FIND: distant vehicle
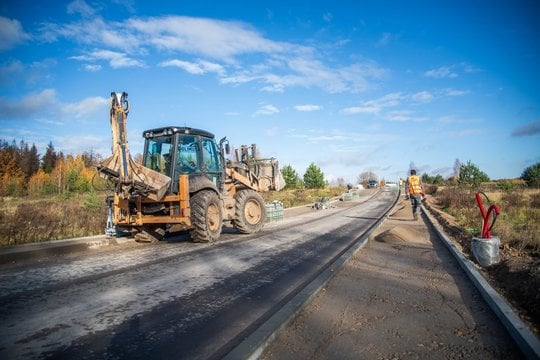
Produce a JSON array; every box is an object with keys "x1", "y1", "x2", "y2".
[
  {"x1": 368, "y1": 180, "x2": 378, "y2": 188},
  {"x1": 385, "y1": 181, "x2": 398, "y2": 187}
]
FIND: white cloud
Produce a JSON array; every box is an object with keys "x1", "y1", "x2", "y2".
[
  {"x1": 61, "y1": 96, "x2": 108, "y2": 118},
  {"x1": 84, "y1": 64, "x2": 102, "y2": 72},
  {"x1": 41, "y1": 15, "x2": 387, "y2": 93},
  {"x1": 340, "y1": 106, "x2": 380, "y2": 115},
  {"x1": 443, "y1": 88, "x2": 469, "y2": 97},
  {"x1": 67, "y1": 0, "x2": 96, "y2": 17},
  {"x1": 160, "y1": 59, "x2": 224, "y2": 75},
  {"x1": 294, "y1": 104, "x2": 322, "y2": 112},
  {"x1": 340, "y1": 93, "x2": 404, "y2": 115},
  {"x1": 424, "y1": 65, "x2": 458, "y2": 79},
  {"x1": 253, "y1": 104, "x2": 279, "y2": 116},
  {"x1": 386, "y1": 110, "x2": 427, "y2": 122},
  {"x1": 127, "y1": 16, "x2": 287, "y2": 61},
  {"x1": 71, "y1": 49, "x2": 145, "y2": 68},
  {"x1": 342, "y1": 89, "x2": 468, "y2": 118},
  {"x1": 364, "y1": 92, "x2": 404, "y2": 108},
  {"x1": 0, "y1": 16, "x2": 31, "y2": 50},
  {"x1": 411, "y1": 91, "x2": 434, "y2": 103},
  {"x1": 53, "y1": 134, "x2": 110, "y2": 156}
]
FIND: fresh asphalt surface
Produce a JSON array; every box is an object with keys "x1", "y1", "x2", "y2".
[{"x1": 0, "y1": 189, "x2": 395, "y2": 359}]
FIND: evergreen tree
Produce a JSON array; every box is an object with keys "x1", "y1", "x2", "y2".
[
  {"x1": 281, "y1": 164, "x2": 302, "y2": 189},
  {"x1": 303, "y1": 163, "x2": 325, "y2": 189},
  {"x1": 458, "y1": 160, "x2": 489, "y2": 188},
  {"x1": 42, "y1": 142, "x2": 57, "y2": 174},
  {"x1": 19, "y1": 141, "x2": 40, "y2": 180}
]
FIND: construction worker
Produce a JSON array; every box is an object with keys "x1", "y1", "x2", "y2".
[{"x1": 407, "y1": 169, "x2": 425, "y2": 221}]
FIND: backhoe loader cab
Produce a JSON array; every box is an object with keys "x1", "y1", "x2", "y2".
[{"x1": 142, "y1": 127, "x2": 225, "y2": 194}]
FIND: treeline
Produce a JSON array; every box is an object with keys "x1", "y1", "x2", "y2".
[{"x1": 0, "y1": 139, "x2": 101, "y2": 197}]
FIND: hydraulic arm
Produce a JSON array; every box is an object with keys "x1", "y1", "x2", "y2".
[{"x1": 97, "y1": 92, "x2": 171, "y2": 200}]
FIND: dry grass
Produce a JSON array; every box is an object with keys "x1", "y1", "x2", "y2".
[
  {"x1": 434, "y1": 186, "x2": 540, "y2": 253},
  {"x1": 261, "y1": 186, "x2": 347, "y2": 208},
  {"x1": 0, "y1": 187, "x2": 348, "y2": 246},
  {"x1": 0, "y1": 193, "x2": 107, "y2": 246}
]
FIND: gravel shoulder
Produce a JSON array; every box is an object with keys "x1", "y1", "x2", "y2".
[{"x1": 262, "y1": 195, "x2": 522, "y2": 359}]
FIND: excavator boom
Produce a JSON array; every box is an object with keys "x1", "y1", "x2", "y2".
[{"x1": 97, "y1": 92, "x2": 171, "y2": 200}]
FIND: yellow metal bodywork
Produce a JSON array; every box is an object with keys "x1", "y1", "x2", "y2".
[{"x1": 112, "y1": 175, "x2": 191, "y2": 229}]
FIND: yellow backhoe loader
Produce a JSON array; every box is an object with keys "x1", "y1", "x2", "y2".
[{"x1": 97, "y1": 92, "x2": 284, "y2": 242}]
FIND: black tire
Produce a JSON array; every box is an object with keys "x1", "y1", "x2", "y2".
[
  {"x1": 190, "y1": 190, "x2": 223, "y2": 242},
  {"x1": 134, "y1": 226, "x2": 165, "y2": 243},
  {"x1": 233, "y1": 190, "x2": 266, "y2": 234}
]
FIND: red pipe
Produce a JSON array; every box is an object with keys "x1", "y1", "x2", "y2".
[{"x1": 475, "y1": 192, "x2": 500, "y2": 238}]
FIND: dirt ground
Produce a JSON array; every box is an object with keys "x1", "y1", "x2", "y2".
[
  {"x1": 262, "y1": 196, "x2": 523, "y2": 359},
  {"x1": 425, "y1": 198, "x2": 540, "y2": 337}
]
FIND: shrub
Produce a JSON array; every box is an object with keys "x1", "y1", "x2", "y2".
[
  {"x1": 424, "y1": 184, "x2": 437, "y2": 195},
  {"x1": 501, "y1": 190, "x2": 528, "y2": 208},
  {"x1": 521, "y1": 162, "x2": 540, "y2": 188},
  {"x1": 530, "y1": 193, "x2": 540, "y2": 208}
]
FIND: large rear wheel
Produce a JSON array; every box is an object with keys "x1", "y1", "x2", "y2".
[
  {"x1": 190, "y1": 190, "x2": 223, "y2": 242},
  {"x1": 233, "y1": 189, "x2": 266, "y2": 234}
]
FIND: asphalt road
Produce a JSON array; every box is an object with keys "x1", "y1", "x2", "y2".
[{"x1": 0, "y1": 189, "x2": 395, "y2": 359}]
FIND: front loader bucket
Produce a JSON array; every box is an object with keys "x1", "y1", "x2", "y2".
[{"x1": 256, "y1": 159, "x2": 285, "y2": 191}]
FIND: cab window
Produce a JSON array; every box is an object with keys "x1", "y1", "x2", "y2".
[
  {"x1": 201, "y1": 138, "x2": 221, "y2": 173},
  {"x1": 176, "y1": 135, "x2": 201, "y2": 175},
  {"x1": 144, "y1": 136, "x2": 173, "y2": 175}
]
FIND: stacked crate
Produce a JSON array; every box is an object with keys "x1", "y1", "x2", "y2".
[
  {"x1": 342, "y1": 189, "x2": 360, "y2": 201},
  {"x1": 265, "y1": 201, "x2": 284, "y2": 222}
]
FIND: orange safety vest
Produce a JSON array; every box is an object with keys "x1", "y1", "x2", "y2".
[{"x1": 408, "y1": 175, "x2": 423, "y2": 195}]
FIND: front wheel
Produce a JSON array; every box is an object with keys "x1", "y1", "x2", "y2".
[
  {"x1": 190, "y1": 190, "x2": 223, "y2": 242},
  {"x1": 233, "y1": 190, "x2": 266, "y2": 234}
]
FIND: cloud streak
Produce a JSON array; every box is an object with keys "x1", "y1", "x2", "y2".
[
  {"x1": 253, "y1": 104, "x2": 279, "y2": 116},
  {"x1": 294, "y1": 104, "x2": 322, "y2": 112},
  {"x1": 39, "y1": 14, "x2": 387, "y2": 93},
  {"x1": 71, "y1": 49, "x2": 145, "y2": 69},
  {"x1": 340, "y1": 89, "x2": 469, "y2": 120},
  {"x1": 511, "y1": 119, "x2": 540, "y2": 137}
]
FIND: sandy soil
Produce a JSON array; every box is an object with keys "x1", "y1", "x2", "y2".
[{"x1": 262, "y1": 196, "x2": 521, "y2": 359}]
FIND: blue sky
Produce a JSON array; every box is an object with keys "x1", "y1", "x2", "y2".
[{"x1": 1, "y1": 0, "x2": 539, "y2": 183}]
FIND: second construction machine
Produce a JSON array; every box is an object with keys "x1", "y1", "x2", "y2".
[{"x1": 97, "y1": 92, "x2": 284, "y2": 243}]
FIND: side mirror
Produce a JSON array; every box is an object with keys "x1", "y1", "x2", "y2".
[{"x1": 219, "y1": 137, "x2": 230, "y2": 155}]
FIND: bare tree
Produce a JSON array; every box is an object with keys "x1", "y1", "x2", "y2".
[
  {"x1": 357, "y1": 171, "x2": 378, "y2": 185},
  {"x1": 453, "y1": 158, "x2": 461, "y2": 178}
]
